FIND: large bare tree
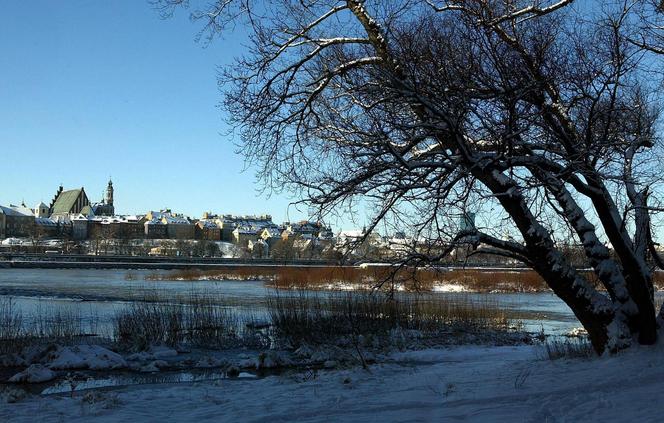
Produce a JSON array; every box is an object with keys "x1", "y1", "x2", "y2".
[{"x1": 156, "y1": 0, "x2": 664, "y2": 353}]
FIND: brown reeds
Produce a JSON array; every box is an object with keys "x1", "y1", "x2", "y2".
[
  {"x1": 142, "y1": 266, "x2": 664, "y2": 294},
  {"x1": 142, "y1": 266, "x2": 550, "y2": 292},
  {"x1": 268, "y1": 266, "x2": 549, "y2": 293},
  {"x1": 142, "y1": 267, "x2": 277, "y2": 282}
]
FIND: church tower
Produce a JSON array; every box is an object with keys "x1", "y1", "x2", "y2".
[{"x1": 105, "y1": 179, "x2": 114, "y2": 206}]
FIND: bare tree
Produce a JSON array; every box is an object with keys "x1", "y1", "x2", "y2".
[
  {"x1": 630, "y1": 0, "x2": 664, "y2": 53},
  {"x1": 156, "y1": 0, "x2": 664, "y2": 353}
]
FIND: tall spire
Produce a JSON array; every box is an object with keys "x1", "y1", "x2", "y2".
[{"x1": 105, "y1": 178, "x2": 114, "y2": 206}]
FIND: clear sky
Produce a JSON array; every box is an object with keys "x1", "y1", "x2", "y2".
[{"x1": 0, "y1": 1, "x2": 329, "y2": 225}]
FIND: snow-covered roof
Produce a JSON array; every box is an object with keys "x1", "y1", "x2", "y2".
[
  {"x1": 235, "y1": 225, "x2": 261, "y2": 235},
  {"x1": 219, "y1": 215, "x2": 274, "y2": 229},
  {"x1": 338, "y1": 230, "x2": 364, "y2": 238},
  {"x1": 197, "y1": 220, "x2": 220, "y2": 229},
  {"x1": 262, "y1": 226, "x2": 283, "y2": 237},
  {"x1": 35, "y1": 217, "x2": 59, "y2": 227},
  {"x1": 0, "y1": 205, "x2": 34, "y2": 217},
  {"x1": 163, "y1": 215, "x2": 191, "y2": 225},
  {"x1": 90, "y1": 215, "x2": 144, "y2": 225}
]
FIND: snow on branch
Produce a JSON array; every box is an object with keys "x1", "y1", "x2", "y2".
[{"x1": 425, "y1": 0, "x2": 575, "y2": 25}]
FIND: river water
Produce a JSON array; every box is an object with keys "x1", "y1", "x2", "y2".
[{"x1": 0, "y1": 268, "x2": 634, "y2": 337}]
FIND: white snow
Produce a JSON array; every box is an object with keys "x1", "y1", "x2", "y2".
[
  {"x1": 146, "y1": 346, "x2": 178, "y2": 359},
  {"x1": 432, "y1": 283, "x2": 468, "y2": 292},
  {"x1": 4, "y1": 343, "x2": 664, "y2": 421},
  {"x1": 8, "y1": 365, "x2": 56, "y2": 384},
  {"x1": 47, "y1": 345, "x2": 127, "y2": 370}
]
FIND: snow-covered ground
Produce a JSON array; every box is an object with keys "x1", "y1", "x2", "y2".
[{"x1": 3, "y1": 342, "x2": 664, "y2": 422}]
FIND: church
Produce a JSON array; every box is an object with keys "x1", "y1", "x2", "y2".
[
  {"x1": 49, "y1": 179, "x2": 115, "y2": 218},
  {"x1": 92, "y1": 179, "x2": 115, "y2": 216}
]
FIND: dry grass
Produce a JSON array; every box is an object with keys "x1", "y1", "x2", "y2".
[
  {"x1": 653, "y1": 271, "x2": 664, "y2": 290},
  {"x1": 0, "y1": 298, "x2": 100, "y2": 355},
  {"x1": 142, "y1": 267, "x2": 277, "y2": 282},
  {"x1": 141, "y1": 266, "x2": 664, "y2": 294},
  {"x1": 142, "y1": 266, "x2": 549, "y2": 292},
  {"x1": 111, "y1": 289, "x2": 520, "y2": 350},
  {"x1": 267, "y1": 290, "x2": 517, "y2": 345},
  {"x1": 541, "y1": 338, "x2": 595, "y2": 360},
  {"x1": 0, "y1": 298, "x2": 23, "y2": 354},
  {"x1": 269, "y1": 267, "x2": 550, "y2": 293},
  {"x1": 113, "y1": 294, "x2": 263, "y2": 351}
]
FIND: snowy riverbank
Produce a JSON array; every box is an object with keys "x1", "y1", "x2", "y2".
[{"x1": 3, "y1": 341, "x2": 664, "y2": 422}]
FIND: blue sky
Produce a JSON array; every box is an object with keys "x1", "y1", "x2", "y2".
[{"x1": 0, "y1": 1, "x2": 327, "y2": 225}]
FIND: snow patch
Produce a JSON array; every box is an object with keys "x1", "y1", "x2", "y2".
[
  {"x1": 9, "y1": 364, "x2": 56, "y2": 383},
  {"x1": 41, "y1": 345, "x2": 127, "y2": 370},
  {"x1": 432, "y1": 283, "x2": 467, "y2": 292}
]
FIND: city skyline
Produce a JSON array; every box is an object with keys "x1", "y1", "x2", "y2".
[{"x1": 0, "y1": 1, "x2": 365, "y2": 229}]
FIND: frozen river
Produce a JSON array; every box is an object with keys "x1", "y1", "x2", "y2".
[{"x1": 0, "y1": 268, "x2": 630, "y2": 337}]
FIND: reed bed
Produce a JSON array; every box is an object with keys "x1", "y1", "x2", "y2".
[
  {"x1": 111, "y1": 288, "x2": 521, "y2": 350},
  {"x1": 0, "y1": 298, "x2": 23, "y2": 354},
  {"x1": 113, "y1": 294, "x2": 263, "y2": 351},
  {"x1": 141, "y1": 266, "x2": 550, "y2": 292},
  {"x1": 141, "y1": 267, "x2": 277, "y2": 282},
  {"x1": 267, "y1": 290, "x2": 517, "y2": 345},
  {"x1": 0, "y1": 298, "x2": 100, "y2": 355},
  {"x1": 138, "y1": 266, "x2": 664, "y2": 294},
  {"x1": 269, "y1": 267, "x2": 552, "y2": 293}
]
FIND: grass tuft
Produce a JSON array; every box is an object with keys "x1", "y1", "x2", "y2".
[
  {"x1": 541, "y1": 338, "x2": 595, "y2": 360},
  {"x1": 112, "y1": 293, "x2": 263, "y2": 351}
]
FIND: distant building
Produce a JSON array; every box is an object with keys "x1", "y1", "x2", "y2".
[
  {"x1": 0, "y1": 204, "x2": 35, "y2": 238},
  {"x1": 144, "y1": 218, "x2": 167, "y2": 239},
  {"x1": 195, "y1": 220, "x2": 221, "y2": 240},
  {"x1": 0, "y1": 205, "x2": 33, "y2": 239},
  {"x1": 89, "y1": 215, "x2": 146, "y2": 240},
  {"x1": 163, "y1": 215, "x2": 194, "y2": 239},
  {"x1": 34, "y1": 202, "x2": 49, "y2": 218},
  {"x1": 49, "y1": 185, "x2": 91, "y2": 218},
  {"x1": 214, "y1": 214, "x2": 275, "y2": 243},
  {"x1": 232, "y1": 226, "x2": 259, "y2": 248},
  {"x1": 72, "y1": 214, "x2": 90, "y2": 240},
  {"x1": 34, "y1": 216, "x2": 69, "y2": 238},
  {"x1": 145, "y1": 210, "x2": 195, "y2": 239},
  {"x1": 92, "y1": 179, "x2": 115, "y2": 216},
  {"x1": 282, "y1": 221, "x2": 323, "y2": 239},
  {"x1": 337, "y1": 228, "x2": 366, "y2": 245},
  {"x1": 260, "y1": 226, "x2": 283, "y2": 247}
]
